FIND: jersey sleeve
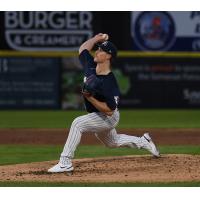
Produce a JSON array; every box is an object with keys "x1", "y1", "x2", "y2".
[
  {"x1": 102, "y1": 85, "x2": 119, "y2": 111},
  {"x1": 79, "y1": 49, "x2": 96, "y2": 77}
]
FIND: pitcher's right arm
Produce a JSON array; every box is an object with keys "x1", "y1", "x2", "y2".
[{"x1": 79, "y1": 33, "x2": 108, "y2": 54}]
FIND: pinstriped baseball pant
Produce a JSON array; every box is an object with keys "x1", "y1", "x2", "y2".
[{"x1": 60, "y1": 109, "x2": 143, "y2": 160}]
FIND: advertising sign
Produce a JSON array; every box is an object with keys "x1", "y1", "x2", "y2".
[
  {"x1": 131, "y1": 11, "x2": 200, "y2": 51},
  {"x1": 4, "y1": 11, "x2": 93, "y2": 51},
  {"x1": 116, "y1": 57, "x2": 200, "y2": 108},
  {"x1": 0, "y1": 57, "x2": 60, "y2": 108}
]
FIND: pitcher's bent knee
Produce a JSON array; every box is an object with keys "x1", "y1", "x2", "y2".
[{"x1": 71, "y1": 116, "x2": 86, "y2": 131}]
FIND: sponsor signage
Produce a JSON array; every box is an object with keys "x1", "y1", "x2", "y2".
[
  {"x1": 0, "y1": 57, "x2": 60, "y2": 108},
  {"x1": 116, "y1": 57, "x2": 200, "y2": 108},
  {"x1": 131, "y1": 11, "x2": 200, "y2": 51},
  {"x1": 4, "y1": 11, "x2": 93, "y2": 51},
  {"x1": 183, "y1": 89, "x2": 200, "y2": 105}
]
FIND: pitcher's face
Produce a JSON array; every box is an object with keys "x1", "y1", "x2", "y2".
[{"x1": 94, "y1": 48, "x2": 111, "y2": 63}]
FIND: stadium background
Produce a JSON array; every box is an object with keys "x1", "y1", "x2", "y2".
[
  {"x1": 1, "y1": 11, "x2": 200, "y2": 109},
  {"x1": 0, "y1": 11, "x2": 200, "y2": 186}
]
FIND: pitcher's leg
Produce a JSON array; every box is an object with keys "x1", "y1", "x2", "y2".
[
  {"x1": 48, "y1": 114, "x2": 96, "y2": 173},
  {"x1": 60, "y1": 116, "x2": 83, "y2": 160},
  {"x1": 48, "y1": 111, "x2": 120, "y2": 173},
  {"x1": 95, "y1": 129, "x2": 143, "y2": 148},
  {"x1": 60, "y1": 112, "x2": 117, "y2": 164},
  {"x1": 95, "y1": 129, "x2": 160, "y2": 157}
]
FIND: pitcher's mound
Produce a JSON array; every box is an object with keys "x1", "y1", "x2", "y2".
[{"x1": 0, "y1": 154, "x2": 200, "y2": 183}]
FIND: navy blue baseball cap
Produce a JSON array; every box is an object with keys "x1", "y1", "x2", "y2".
[{"x1": 98, "y1": 41, "x2": 118, "y2": 59}]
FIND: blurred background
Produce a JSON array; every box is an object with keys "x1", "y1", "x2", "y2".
[{"x1": 0, "y1": 11, "x2": 200, "y2": 110}]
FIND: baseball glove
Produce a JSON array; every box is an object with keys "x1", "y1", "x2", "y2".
[{"x1": 82, "y1": 74, "x2": 102, "y2": 97}]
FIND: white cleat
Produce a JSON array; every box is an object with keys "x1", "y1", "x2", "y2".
[
  {"x1": 48, "y1": 161, "x2": 74, "y2": 173},
  {"x1": 141, "y1": 133, "x2": 160, "y2": 157}
]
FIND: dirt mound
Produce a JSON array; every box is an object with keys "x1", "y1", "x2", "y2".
[{"x1": 1, "y1": 154, "x2": 200, "y2": 183}]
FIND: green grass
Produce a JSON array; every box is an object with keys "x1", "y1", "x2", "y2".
[
  {"x1": 0, "y1": 181, "x2": 200, "y2": 187},
  {"x1": 0, "y1": 110, "x2": 84, "y2": 128},
  {"x1": 0, "y1": 109, "x2": 200, "y2": 128},
  {"x1": 0, "y1": 144, "x2": 200, "y2": 166},
  {"x1": 119, "y1": 109, "x2": 200, "y2": 128}
]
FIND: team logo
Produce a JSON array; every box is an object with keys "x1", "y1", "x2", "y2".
[
  {"x1": 102, "y1": 41, "x2": 108, "y2": 46},
  {"x1": 132, "y1": 12, "x2": 176, "y2": 51}
]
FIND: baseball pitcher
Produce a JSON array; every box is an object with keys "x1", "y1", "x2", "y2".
[{"x1": 48, "y1": 33, "x2": 160, "y2": 173}]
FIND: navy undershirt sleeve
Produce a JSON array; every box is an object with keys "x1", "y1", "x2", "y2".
[
  {"x1": 79, "y1": 49, "x2": 96, "y2": 76},
  {"x1": 106, "y1": 96, "x2": 117, "y2": 110},
  {"x1": 101, "y1": 82, "x2": 117, "y2": 110}
]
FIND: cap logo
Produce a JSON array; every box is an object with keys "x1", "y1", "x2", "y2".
[{"x1": 102, "y1": 41, "x2": 108, "y2": 46}]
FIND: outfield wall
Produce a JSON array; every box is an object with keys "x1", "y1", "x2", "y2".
[{"x1": 0, "y1": 51, "x2": 200, "y2": 109}]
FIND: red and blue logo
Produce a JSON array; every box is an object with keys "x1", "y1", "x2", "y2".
[{"x1": 133, "y1": 12, "x2": 176, "y2": 51}]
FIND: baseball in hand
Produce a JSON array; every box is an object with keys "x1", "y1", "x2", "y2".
[{"x1": 102, "y1": 34, "x2": 109, "y2": 40}]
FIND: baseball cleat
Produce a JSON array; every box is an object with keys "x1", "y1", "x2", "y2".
[
  {"x1": 48, "y1": 162, "x2": 74, "y2": 173},
  {"x1": 141, "y1": 133, "x2": 160, "y2": 157}
]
